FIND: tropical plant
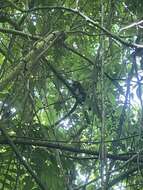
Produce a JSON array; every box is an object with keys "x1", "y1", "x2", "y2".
[{"x1": 0, "y1": 0, "x2": 143, "y2": 190}]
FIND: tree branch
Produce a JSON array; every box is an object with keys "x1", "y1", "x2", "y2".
[
  {"x1": 0, "y1": 124, "x2": 46, "y2": 190},
  {"x1": 97, "y1": 166, "x2": 141, "y2": 190},
  {"x1": 0, "y1": 31, "x2": 61, "y2": 91},
  {"x1": 0, "y1": 137, "x2": 142, "y2": 163},
  {"x1": 0, "y1": 27, "x2": 40, "y2": 40},
  {"x1": 23, "y1": 6, "x2": 143, "y2": 48}
]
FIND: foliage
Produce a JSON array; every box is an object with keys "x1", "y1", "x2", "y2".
[{"x1": 0, "y1": 0, "x2": 143, "y2": 189}]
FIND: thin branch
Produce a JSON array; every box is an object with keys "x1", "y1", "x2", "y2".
[
  {"x1": 63, "y1": 43, "x2": 94, "y2": 65},
  {"x1": 50, "y1": 101, "x2": 78, "y2": 128},
  {"x1": 0, "y1": 31, "x2": 61, "y2": 91},
  {"x1": 0, "y1": 124, "x2": 47, "y2": 190},
  {"x1": 11, "y1": 133, "x2": 142, "y2": 144},
  {"x1": 118, "y1": 65, "x2": 134, "y2": 137},
  {"x1": 0, "y1": 27, "x2": 40, "y2": 40},
  {"x1": 23, "y1": 6, "x2": 143, "y2": 48},
  {"x1": 0, "y1": 137, "x2": 142, "y2": 163},
  {"x1": 97, "y1": 166, "x2": 142, "y2": 190},
  {"x1": 120, "y1": 20, "x2": 143, "y2": 31},
  {"x1": 63, "y1": 43, "x2": 125, "y2": 95},
  {"x1": 43, "y1": 57, "x2": 84, "y2": 102}
]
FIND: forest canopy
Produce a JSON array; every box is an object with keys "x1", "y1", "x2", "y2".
[{"x1": 0, "y1": 0, "x2": 143, "y2": 190}]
